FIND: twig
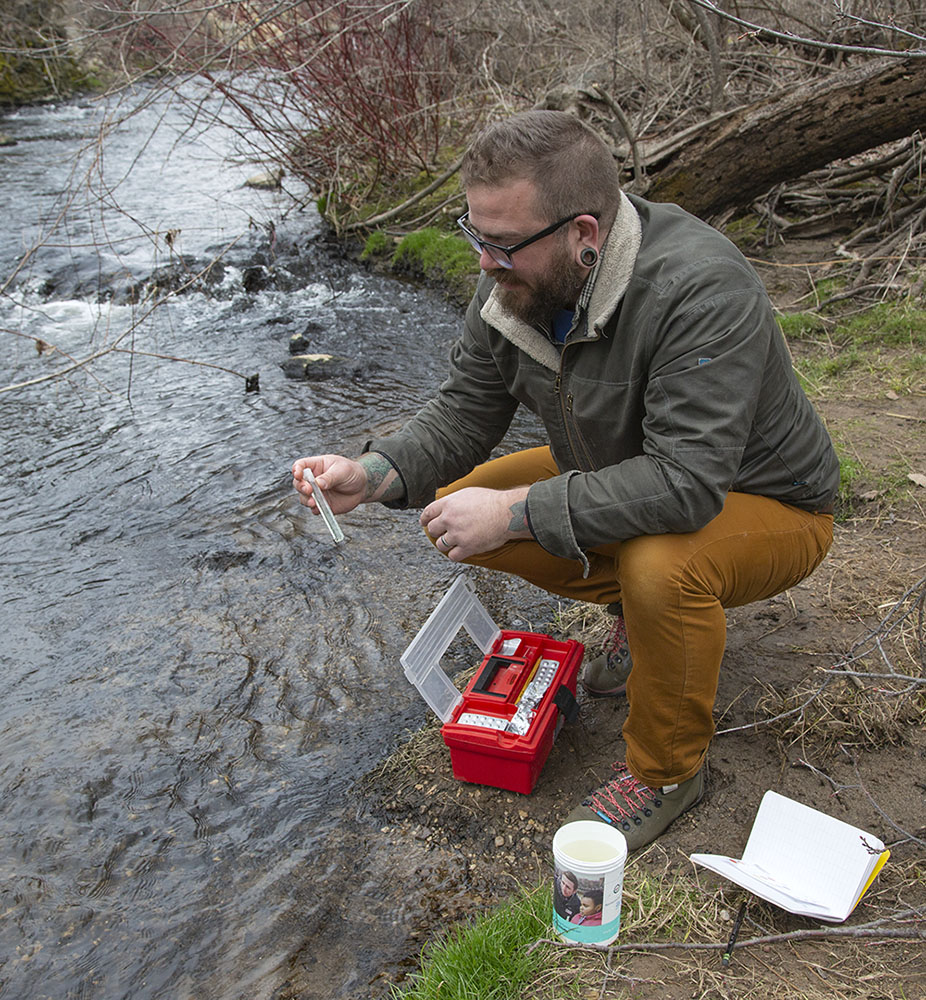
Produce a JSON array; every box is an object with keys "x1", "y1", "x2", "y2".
[
  {"x1": 588, "y1": 85, "x2": 645, "y2": 187},
  {"x1": 684, "y1": 0, "x2": 926, "y2": 57},
  {"x1": 884, "y1": 412, "x2": 926, "y2": 423},
  {"x1": 344, "y1": 155, "x2": 464, "y2": 232},
  {"x1": 529, "y1": 908, "x2": 926, "y2": 958},
  {"x1": 109, "y1": 348, "x2": 257, "y2": 386}
]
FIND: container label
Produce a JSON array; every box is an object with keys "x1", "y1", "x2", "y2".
[{"x1": 552, "y1": 861, "x2": 625, "y2": 946}]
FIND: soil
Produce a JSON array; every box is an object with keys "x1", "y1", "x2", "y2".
[{"x1": 278, "y1": 242, "x2": 926, "y2": 1000}]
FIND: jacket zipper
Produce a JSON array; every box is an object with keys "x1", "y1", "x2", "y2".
[{"x1": 555, "y1": 343, "x2": 597, "y2": 471}]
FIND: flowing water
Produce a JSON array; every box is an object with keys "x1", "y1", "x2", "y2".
[{"x1": 0, "y1": 82, "x2": 545, "y2": 999}]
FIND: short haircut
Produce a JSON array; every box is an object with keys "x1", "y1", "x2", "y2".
[
  {"x1": 582, "y1": 888, "x2": 603, "y2": 906},
  {"x1": 461, "y1": 110, "x2": 622, "y2": 232}
]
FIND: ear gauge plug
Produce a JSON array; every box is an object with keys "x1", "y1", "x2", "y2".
[{"x1": 580, "y1": 247, "x2": 599, "y2": 267}]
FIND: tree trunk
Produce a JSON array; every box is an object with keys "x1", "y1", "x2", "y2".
[{"x1": 641, "y1": 56, "x2": 926, "y2": 219}]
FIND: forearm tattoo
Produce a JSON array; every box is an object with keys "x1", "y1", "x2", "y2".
[
  {"x1": 359, "y1": 452, "x2": 405, "y2": 503},
  {"x1": 508, "y1": 499, "x2": 528, "y2": 532}
]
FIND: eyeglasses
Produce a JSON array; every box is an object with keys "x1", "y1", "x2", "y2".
[{"x1": 457, "y1": 211, "x2": 592, "y2": 269}]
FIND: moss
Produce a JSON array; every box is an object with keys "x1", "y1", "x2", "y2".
[
  {"x1": 802, "y1": 275, "x2": 849, "y2": 304},
  {"x1": 723, "y1": 213, "x2": 764, "y2": 246},
  {"x1": 361, "y1": 229, "x2": 392, "y2": 260},
  {"x1": 391, "y1": 227, "x2": 480, "y2": 304},
  {"x1": 0, "y1": 38, "x2": 105, "y2": 106}
]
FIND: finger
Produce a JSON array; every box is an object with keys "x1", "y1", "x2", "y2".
[{"x1": 420, "y1": 499, "x2": 443, "y2": 526}]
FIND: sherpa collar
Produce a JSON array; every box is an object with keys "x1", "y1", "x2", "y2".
[{"x1": 479, "y1": 190, "x2": 643, "y2": 371}]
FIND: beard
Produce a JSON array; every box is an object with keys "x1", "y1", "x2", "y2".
[{"x1": 487, "y1": 242, "x2": 587, "y2": 328}]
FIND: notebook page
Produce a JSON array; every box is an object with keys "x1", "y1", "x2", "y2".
[{"x1": 742, "y1": 791, "x2": 884, "y2": 914}]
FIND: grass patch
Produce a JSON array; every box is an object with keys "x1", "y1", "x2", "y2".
[
  {"x1": 620, "y1": 852, "x2": 724, "y2": 941},
  {"x1": 779, "y1": 299, "x2": 926, "y2": 401},
  {"x1": 836, "y1": 451, "x2": 866, "y2": 518},
  {"x1": 392, "y1": 883, "x2": 563, "y2": 1000},
  {"x1": 777, "y1": 310, "x2": 829, "y2": 343},
  {"x1": 791, "y1": 344, "x2": 925, "y2": 400},
  {"x1": 840, "y1": 302, "x2": 926, "y2": 348}
]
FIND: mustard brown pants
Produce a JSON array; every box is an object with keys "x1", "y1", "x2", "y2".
[{"x1": 433, "y1": 446, "x2": 834, "y2": 787}]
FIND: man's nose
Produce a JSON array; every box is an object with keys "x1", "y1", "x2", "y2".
[{"x1": 479, "y1": 247, "x2": 498, "y2": 271}]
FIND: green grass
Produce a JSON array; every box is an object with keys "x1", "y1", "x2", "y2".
[
  {"x1": 391, "y1": 859, "x2": 734, "y2": 1000},
  {"x1": 392, "y1": 883, "x2": 564, "y2": 1000},
  {"x1": 781, "y1": 302, "x2": 926, "y2": 349},
  {"x1": 836, "y1": 452, "x2": 866, "y2": 517},
  {"x1": 776, "y1": 310, "x2": 828, "y2": 342},
  {"x1": 840, "y1": 302, "x2": 926, "y2": 347}
]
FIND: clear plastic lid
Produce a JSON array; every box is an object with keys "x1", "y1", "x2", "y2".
[{"x1": 400, "y1": 576, "x2": 501, "y2": 721}]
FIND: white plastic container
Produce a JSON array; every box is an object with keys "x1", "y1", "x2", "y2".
[
  {"x1": 400, "y1": 577, "x2": 500, "y2": 721},
  {"x1": 552, "y1": 820, "x2": 627, "y2": 946}
]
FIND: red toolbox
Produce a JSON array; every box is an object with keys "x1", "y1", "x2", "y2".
[{"x1": 401, "y1": 578, "x2": 584, "y2": 794}]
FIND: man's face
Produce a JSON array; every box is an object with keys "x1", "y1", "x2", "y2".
[
  {"x1": 464, "y1": 179, "x2": 589, "y2": 327},
  {"x1": 560, "y1": 873, "x2": 577, "y2": 897}
]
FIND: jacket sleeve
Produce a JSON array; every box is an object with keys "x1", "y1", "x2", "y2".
[
  {"x1": 527, "y1": 272, "x2": 783, "y2": 565},
  {"x1": 363, "y1": 286, "x2": 520, "y2": 507}
]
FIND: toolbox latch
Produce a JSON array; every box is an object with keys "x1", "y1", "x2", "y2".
[{"x1": 553, "y1": 685, "x2": 580, "y2": 724}]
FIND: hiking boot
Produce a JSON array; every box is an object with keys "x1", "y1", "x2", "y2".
[
  {"x1": 582, "y1": 604, "x2": 633, "y2": 697},
  {"x1": 564, "y1": 762, "x2": 705, "y2": 851}
]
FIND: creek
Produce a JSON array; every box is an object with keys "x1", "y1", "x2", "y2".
[{"x1": 0, "y1": 81, "x2": 545, "y2": 999}]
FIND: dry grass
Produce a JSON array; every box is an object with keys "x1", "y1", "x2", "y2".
[
  {"x1": 534, "y1": 853, "x2": 926, "y2": 1000},
  {"x1": 743, "y1": 572, "x2": 926, "y2": 751}
]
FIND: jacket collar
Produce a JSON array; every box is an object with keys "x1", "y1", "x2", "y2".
[{"x1": 479, "y1": 190, "x2": 643, "y2": 370}]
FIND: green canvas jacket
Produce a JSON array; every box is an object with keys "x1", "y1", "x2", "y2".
[{"x1": 366, "y1": 193, "x2": 839, "y2": 572}]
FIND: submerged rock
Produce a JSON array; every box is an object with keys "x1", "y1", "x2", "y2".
[{"x1": 245, "y1": 169, "x2": 283, "y2": 190}]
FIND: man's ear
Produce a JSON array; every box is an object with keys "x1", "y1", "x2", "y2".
[
  {"x1": 574, "y1": 214, "x2": 601, "y2": 267},
  {"x1": 574, "y1": 214, "x2": 600, "y2": 247}
]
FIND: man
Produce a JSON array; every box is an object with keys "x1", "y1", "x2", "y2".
[
  {"x1": 553, "y1": 870, "x2": 581, "y2": 920},
  {"x1": 292, "y1": 110, "x2": 838, "y2": 850}
]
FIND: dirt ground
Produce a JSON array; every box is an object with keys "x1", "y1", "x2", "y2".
[
  {"x1": 282, "y1": 247, "x2": 926, "y2": 1000},
  {"x1": 358, "y1": 487, "x2": 926, "y2": 998}
]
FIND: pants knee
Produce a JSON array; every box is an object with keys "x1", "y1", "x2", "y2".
[{"x1": 619, "y1": 533, "x2": 695, "y2": 610}]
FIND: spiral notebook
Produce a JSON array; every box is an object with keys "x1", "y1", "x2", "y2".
[{"x1": 690, "y1": 790, "x2": 890, "y2": 922}]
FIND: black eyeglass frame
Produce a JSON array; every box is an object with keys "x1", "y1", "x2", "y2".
[{"x1": 457, "y1": 211, "x2": 598, "y2": 269}]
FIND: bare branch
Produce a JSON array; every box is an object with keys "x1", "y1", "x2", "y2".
[{"x1": 685, "y1": 0, "x2": 926, "y2": 58}]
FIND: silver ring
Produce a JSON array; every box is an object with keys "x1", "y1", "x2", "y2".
[{"x1": 438, "y1": 534, "x2": 450, "y2": 550}]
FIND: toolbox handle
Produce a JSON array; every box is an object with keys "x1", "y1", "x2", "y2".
[{"x1": 471, "y1": 655, "x2": 514, "y2": 696}]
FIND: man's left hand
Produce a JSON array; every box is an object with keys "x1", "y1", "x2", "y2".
[{"x1": 420, "y1": 486, "x2": 532, "y2": 561}]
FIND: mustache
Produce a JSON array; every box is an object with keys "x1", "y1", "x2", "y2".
[{"x1": 486, "y1": 267, "x2": 522, "y2": 285}]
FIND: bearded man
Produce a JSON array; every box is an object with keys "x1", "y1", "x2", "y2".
[{"x1": 292, "y1": 110, "x2": 838, "y2": 850}]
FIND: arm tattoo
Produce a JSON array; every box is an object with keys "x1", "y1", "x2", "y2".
[
  {"x1": 358, "y1": 453, "x2": 405, "y2": 503},
  {"x1": 508, "y1": 499, "x2": 528, "y2": 532}
]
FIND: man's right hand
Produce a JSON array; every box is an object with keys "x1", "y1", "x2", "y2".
[{"x1": 292, "y1": 455, "x2": 369, "y2": 515}]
